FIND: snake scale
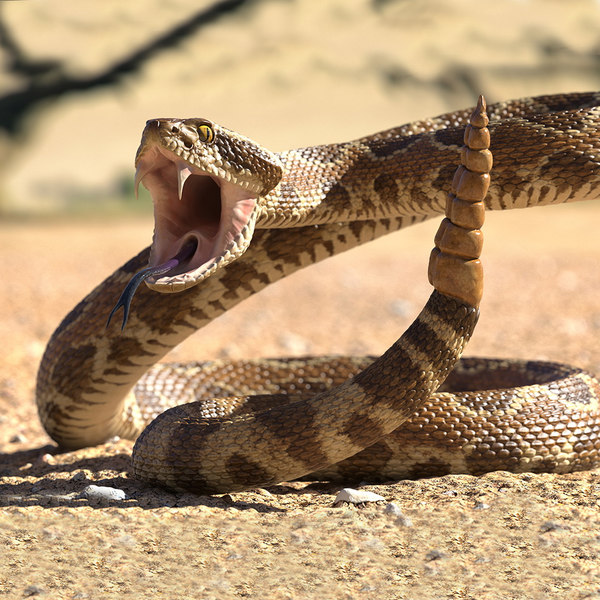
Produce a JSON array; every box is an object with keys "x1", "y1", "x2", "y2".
[{"x1": 37, "y1": 93, "x2": 600, "y2": 494}]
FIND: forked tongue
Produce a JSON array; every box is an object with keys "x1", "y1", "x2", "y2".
[{"x1": 106, "y1": 238, "x2": 198, "y2": 331}]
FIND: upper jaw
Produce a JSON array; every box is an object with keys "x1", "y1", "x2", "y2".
[{"x1": 135, "y1": 144, "x2": 259, "y2": 292}]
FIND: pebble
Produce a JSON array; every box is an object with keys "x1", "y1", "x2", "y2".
[
  {"x1": 80, "y1": 485, "x2": 127, "y2": 503},
  {"x1": 384, "y1": 502, "x2": 404, "y2": 516},
  {"x1": 540, "y1": 520, "x2": 566, "y2": 533},
  {"x1": 9, "y1": 433, "x2": 27, "y2": 444},
  {"x1": 38, "y1": 453, "x2": 55, "y2": 465},
  {"x1": 383, "y1": 502, "x2": 413, "y2": 526},
  {"x1": 23, "y1": 585, "x2": 44, "y2": 597},
  {"x1": 425, "y1": 549, "x2": 446, "y2": 562},
  {"x1": 334, "y1": 488, "x2": 385, "y2": 505}
]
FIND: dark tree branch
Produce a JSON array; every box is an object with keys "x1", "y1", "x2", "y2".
[
  {"x1": 0, "y1": 5, "x2": 63, "y2": 78},
  {"x1": 0, "y1": 0, "x2": 254, "y2": 136}
]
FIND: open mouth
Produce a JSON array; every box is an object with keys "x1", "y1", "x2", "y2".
[{"x1": 135, "y1": 145, "x2": 259, "y2": 291}]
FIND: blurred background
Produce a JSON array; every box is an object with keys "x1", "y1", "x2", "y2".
[
  {"x1": 3, "y1": 0, "x2": 600, "y2": 447},
  {"x1": 1, "y1": 0, "x2": 600, "y2": 216}
]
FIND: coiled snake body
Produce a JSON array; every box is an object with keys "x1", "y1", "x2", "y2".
[{"x1": 37, "y1": 93, "x2": 600, "y2": 494}]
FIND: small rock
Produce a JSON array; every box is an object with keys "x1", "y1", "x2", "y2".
[
  {"x1": 38, "y1": 453, "x2": 55, "y2": 465},
  {"x1": 114, "y1": 535, "x2": 136, "y2": 547},
  {"x1": 80, "y1": 485, "x2": 127, "y2": 503},
  {"x1": 41, "y1": 528, "x2": 62, "y2": 541},
  {"x1": 473, "y1": 501, "x2": 490, "y2": 510},
  {"x1": 540, "y1": 520, "x2": 566, "y2": 533},
  {"x1": 290, "y1": 531, "x2": 308, "y2": 544},
  {"x1": 425, "y1": 549, "x2": 446, "y2": 562},
  {"x1": 72, "y1": 471, "x2": 88, "y2": 483},
  {"x1": 383, "y1": 502, "x2": 413, "y2": 526},
  {"x1": 334, "y1": 488, "x2": 385, "y2": 505},
  {"x1": 9, "y1": 433, "x2": 27, "y2": 444},
  {"x1": 384, "y1": 502, "x2": 403, "y2": 516},
  {"x1": 23, "y1": 585, "x2": 44, "y2": 597}
]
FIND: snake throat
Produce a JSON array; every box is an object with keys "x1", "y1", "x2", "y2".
[{"x1": 135, "y1": 144, "x2": 259, "y2": 292}]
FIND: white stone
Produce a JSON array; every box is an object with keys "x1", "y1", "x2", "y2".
[
  {"x1": 334, "y1": 488, "x2": 385, "y2": 505},
  {"x1": 81, "y1": 485, "x2": 127, "y2": 502}
]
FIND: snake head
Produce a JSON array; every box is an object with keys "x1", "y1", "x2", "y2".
[{"x1": 134, "y1": 118, "x2": 283, "y2": 292}]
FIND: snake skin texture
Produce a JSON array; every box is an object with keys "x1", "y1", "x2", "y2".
[{"x1": 36, "y1": 93, "x2": 600, "y2": 493}]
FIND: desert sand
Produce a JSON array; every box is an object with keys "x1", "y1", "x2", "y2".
[{"x1": 2, "y1": 1, "x2": 600, "y2": 598}]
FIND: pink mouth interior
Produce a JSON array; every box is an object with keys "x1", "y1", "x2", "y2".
[{"x1": 135, "y1": 146, "x2": 257, "y2": 279}]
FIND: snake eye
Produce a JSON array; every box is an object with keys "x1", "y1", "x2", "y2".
[{"x1": 197, "y1": 124, "x2": 214, "y2": 143}]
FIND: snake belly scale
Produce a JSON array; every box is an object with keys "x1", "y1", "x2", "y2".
[{"x1": 36, "y1": 93, "x2": 600, "y2": 494}]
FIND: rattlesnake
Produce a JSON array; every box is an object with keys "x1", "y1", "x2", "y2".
[{"x1": 36, "y1": 93, "x2": 600, "y2": 494}]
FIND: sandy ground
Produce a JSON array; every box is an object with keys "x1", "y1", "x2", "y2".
[
  {"x1": 2, "y1": 202, "x2": 600, "y2": 599},
  {"x1": 3, "y1": 0, "x2": 600, "y2": 598}
]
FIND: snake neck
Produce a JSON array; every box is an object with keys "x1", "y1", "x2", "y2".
[{"x1": 256, "y1": 92, "x2": 600, "y2": 229}]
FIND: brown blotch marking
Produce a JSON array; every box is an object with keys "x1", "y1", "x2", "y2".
[
  {"x1": 322, "y1": 239, "x2": 335, "y2": 257},
  {"x1": 45, "y1": 401, "x2": 76, "y2": 428},
  {"x1": 366, "y1": 133, "x2": 422, "y2": 158},
  {"x1": 224, "y1": 453, "x2": 275, "y2": 489},
  {"x1": 263, "y1": 228, "x2": 305, "y2": 266},
  {"x1": 266, "y1": 223, "x2": 345, "y2": 268},
  {"x1": 254, "y1": 399, "x2": 331, "y2": 472},
  {"x1": 221, "y1": 261, "x2": 272, "y2": 300},
  {"x1": 342, "y1": 411, "x2": 388, "y2": 450},
  {"x1": 320, "y1": 440, "x2": 395, "y2": 483},
  {"x1": 107, "y1": 336, "x2": 155, "y2": 367},
  {"x1": 538, "y1": 149, "x2": 598, "y2": 189},
  {"x1": 353, "y1": 344, "x2": 426, "y2": 410},
  {"x1": 433, "y1": 126, "x2": 464, "y2": 149},
  {"x1": 432, "y1": 162, "x2": 460, "y2": 198},
  {"x1": 426, "y1": 289, "x2": 477, "y2": 325},
  {"x1": 348, "y1": 219, "x2": 366, "y2": 240},
  {"x1": 135, "y1": 407, "x2": 217, "y2": 493},
  {"x1": 326, "y1": 181, "x2": 352, "y2": 207},
  {"x1": 373, "y1": 173, "x2": 399, "y2": 203},
  {"x1": 187, "y1": 307, "x2": 213, "y2": 328},
  {"x1": 50, "y1": 344, "x2": 100, "y2": 397},
  {"x1": 133, "y1": 285, "x2": 196, "y2": 335},
  {"x1": 102, "y1": 367, "x2": 132, "y2": 381}
]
